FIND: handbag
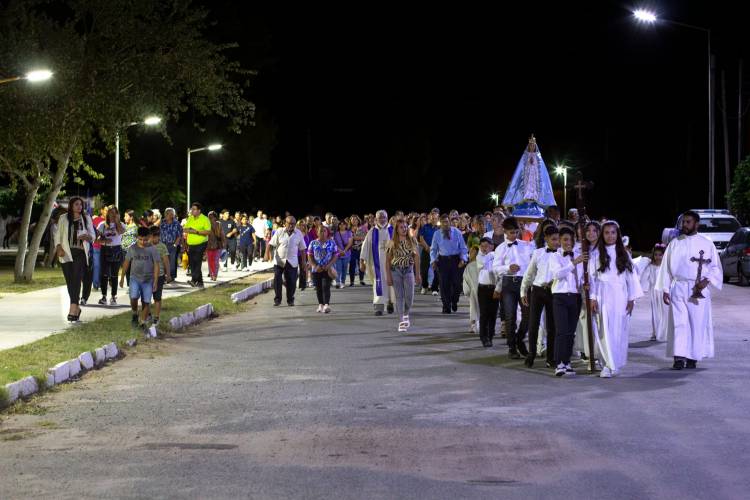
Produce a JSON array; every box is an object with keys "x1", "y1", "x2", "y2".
[{"x1": 327, "y1": 266, "x2": 338, "y2": 280}]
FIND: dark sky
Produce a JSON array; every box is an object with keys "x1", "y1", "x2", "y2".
[{"x1": 85, "y1": 0, "x2": 750, "y2": 248}]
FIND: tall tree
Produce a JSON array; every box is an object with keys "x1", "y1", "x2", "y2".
[{"x1": 0, "y1": 0, "x2": 255, "y2": 282}]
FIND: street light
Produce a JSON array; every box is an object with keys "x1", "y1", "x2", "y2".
[
  {"x1": 186, "y1": 144, "x2": 222, "y2": 214},
  {"x1": 554, "y1": 165, "x2": 568, "y2": 215},
  {"x1": 0, "y1": 69, "x2": 54, "y2": 85},
  {"x1": 490, "y1": 193, "x2": 499, "y2": 206},
  {"x1": 632, "y1": 7, "x2": 714, "y2": 207},
  {"x1": 114, "y1": 116, "x2": 162, "y2": 208}
]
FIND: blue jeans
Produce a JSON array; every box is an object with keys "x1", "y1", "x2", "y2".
[
  {"x1": 349, "y1": 249, "x2": 364, "y2": 284},
  {"x1": 92, "y1": 247, "x2": 101, "y2": 289},
  {"x1": 335, "y1": 256, "x2": 350, "y2": 284},
  {"x1": 129, "y1": 278, "x2": 153, "y2": 304}
]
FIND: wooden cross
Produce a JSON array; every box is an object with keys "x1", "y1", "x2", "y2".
[{"x1": 690, "y1": 250, "x2": 711, "y2": 299}]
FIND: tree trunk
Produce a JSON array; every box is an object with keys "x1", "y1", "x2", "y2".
[
  {"x1": 21, "y1": 157, "x2": 70, "y2": 282},
  {"x1": 13, "y1": 179, "x2": 40, "y2": 282}
]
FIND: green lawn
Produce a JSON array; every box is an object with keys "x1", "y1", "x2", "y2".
[
  {"x1": 0, "y1": 266, "x2": 66, "y2": 295},
  {"x1": 0, "y1": 273, "x2": 272, "y2": 404}
]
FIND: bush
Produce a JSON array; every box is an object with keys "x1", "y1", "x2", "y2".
[{"x1": 728, "y1": 157, "x2": 750, "y2": 225}]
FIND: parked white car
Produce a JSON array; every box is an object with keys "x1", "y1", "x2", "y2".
[{"x1": 661, "y1": 209, "x2": 741, "y2": 251}]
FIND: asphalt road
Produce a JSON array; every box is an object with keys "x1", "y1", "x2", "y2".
[{"x1": 1, "y1": 280, "x2": 749, "y2": 499}]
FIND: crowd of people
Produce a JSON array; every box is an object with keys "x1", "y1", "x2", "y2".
[{"x1": 50, "y1": 199, "x2": 721, "y2": 379}]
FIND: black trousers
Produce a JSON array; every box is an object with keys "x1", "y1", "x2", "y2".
[
  {"x1": 313, "y1": 270, "x2": 332, "y2": 305},
  {"x1": 478, "y1": 284, "x2": 500, "y2": 343},
  {"x1": 421, "y1": 249, "x2": 439, "y2": 291},
  {"x1": 553, "y1": 293, "x2": 582, "y2": 365},
  {"x1": 255, "y1": 239, "x2": 267, "y2": 260},
  {"x1": 81, "y1": 250, "x2": 93, "y2": 301},
  {"x1": 274, "y1": 262, "x2": 299, "y2": 305},
  {"x1": 226, "y1": 239, "x2": 237, "y2": 265},
  {"x1": 62, "y1": 248, "x2": 87, "y2": 306},
  {"x1": 100, "y1": 246, "x2": 122, "y2": 298},
  {"x1": 239, "y1": 243, "x2": 253, "y2": 269},
  {"x1": 528, "y1": 285, "x2": 556, "y2": 362},
  {"x1": 502, "y1": 276, "x2": 530, "y2": 349},
  {"x1": 189, "y1": 242, "x2": 207, "y2": 284},
  {"x1": 437, "y1": 255, "x2": 461, "y2": 310},
  {"x1": 349, "y1": 248, "x2": 364, "y2": 284}
]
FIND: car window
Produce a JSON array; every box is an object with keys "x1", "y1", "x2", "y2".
[
  {"x1": 745, "y1": 232, "x2": 750, "y2": 244},
  {"x1": 729, "y1": 232, "x2": 742, "y2": 245},
  {"x1": 699, "y1": 218, "x2": 741, "y2": 233}
]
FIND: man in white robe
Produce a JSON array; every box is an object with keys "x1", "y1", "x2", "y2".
[
  {"x1": 655, "y1": 210, "x2": 723, "y2": 370},
  {"x1": 360, "y1": 210, "x2": 394, "y2": 316}
]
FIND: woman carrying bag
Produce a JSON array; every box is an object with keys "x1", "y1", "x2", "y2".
[{"x1": 54, "y1": 197, "x2": 96, "y2": 321}]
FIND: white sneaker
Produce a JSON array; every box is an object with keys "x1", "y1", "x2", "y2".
[
  {"x1": 110, "y1": 297, "x2": 117, "y2": 306},
  {"x1": 599, "y1": 367, "x2": 613, "y2": 378},
  {"x1": 323, "y1": 304, "x2": 331, "y2": 314},
  {"x1": 402, "y1": 315, "x2": 410, "y2": 328},
  {"x1": 421, "y1": 288, "x2": 428, "y2": 295},
  {"x1": 555, "y1": 363, "x2": 566, "y2": 377},
  {"x1": 316, "y1": 305, "x2": 324, "y2": 313},
  {"x1": 469, "y1": 323, "x2": 477, "y2": 334},
  {"x1": 564, "y1": 364, "x2": 576, "y2": 377},
  {"x1": 432, "y1": 291, "x2": 439, "y2": 297}
]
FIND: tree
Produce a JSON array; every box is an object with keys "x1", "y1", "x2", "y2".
[
  {"x1": 728, "y1": 157, "x2": 750, "y2": 225},
  {"x1": 0, "y1": 0, "x2": 255, "y2": 282}
]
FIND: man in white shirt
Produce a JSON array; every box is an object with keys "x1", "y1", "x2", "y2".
[
  {"x1": 521, "y1": 224, "x2": 560, "y2": 368},
  {"x1": 550, "y1": 227, "x2": 587, "y2": 376},
  {"x1": 268, "y1": 216, "x2": 307, "y2": 307},
  {"x1": 253, "y1": 211, "x2": 268, "y2": 261},
  {"x1": 493, "y1": 217, "x2": 534, "y2": 359},
  {"x1": 476, "y1": 238, "x2": 499, "y2": 348}
]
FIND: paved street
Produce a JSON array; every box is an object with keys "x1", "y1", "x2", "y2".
[
  {"x1": 1, "y1": 281, "x2": 749, "y2": 499},
  {"x1": 0, "y1": 261, "x2": 272, "y2": 351}
]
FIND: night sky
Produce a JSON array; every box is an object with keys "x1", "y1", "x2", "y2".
[{"x1": 82, "y1": 0, "x2": 750, "y2": 249}]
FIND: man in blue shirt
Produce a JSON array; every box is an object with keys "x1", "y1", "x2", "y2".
[
  {"x1": 430, "y1": 214, "x2": 469, "y2": 314},
  {"x1": 418, "y1": 210, "x2": 440, "y2": 295}
]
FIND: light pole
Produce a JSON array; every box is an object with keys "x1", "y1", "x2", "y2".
[
  {"x1": 186, "y1": 144, "x2": 222, "y2": 214},
  {"x1": 490, "y1": 193, "x2": 499, "y2": 207},
  {"x1": 554, "y1": 165, "x2": 568, "y2": 215},
  {"x1": 633, "y1": 8, "x2": 714, "y2": 207},
  {"x1": 114, "y1": 115, "x2": 162, "y2": 208},
  {"x1": 0, "y1": 69, "x2": 53, "y2": 85}
]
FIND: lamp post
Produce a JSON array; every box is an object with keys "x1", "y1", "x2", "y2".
[
  {"x1": 633, "y1": 8, "x2": 714, "y2": 207},
  {"x1": 490, "y1": 193, "x2": 499, "y2": 207},
  {"x1": 114, "y1": 115, "x2": 162, "y2": 208},
  {"x1": 554, "y1": 165, "x2": 568, "y2": 215},
  {"x1": 0, "y1": 69, "x2": 53, "y2": 85},
  {"x1": 186, "y1": 144, "x2": 222, "y2": 214}
]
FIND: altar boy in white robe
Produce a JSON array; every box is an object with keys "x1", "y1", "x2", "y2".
[
  {"x1": 360, "y1": 210, "x2": 395, "y2": 316},
  {"x1": 589, "y1": 221, "x2": 643, "y2": 378},
  {"x1": 655, "y1": 210, "x2": 722, "y2": 370}
]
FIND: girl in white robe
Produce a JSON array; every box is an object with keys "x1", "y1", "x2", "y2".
[
  {"x1": 589, "y1": 221, "x2": 643, "y2": 378},
  {"x1": 462, "y1": 247, "x2": 479, "y2": 333},
  {"x1": 636, "y1": 244, "x2": 669, "y2": 342}
]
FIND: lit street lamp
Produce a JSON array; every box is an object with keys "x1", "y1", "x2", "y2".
[
  {"x1": 0, "y1": 69, "x2": 54, "y2": 85},
  {"x1": 490, "y1": 193, "x2": 499, "y2": 206},
  {"x1": 554, "y1": 165, "x2": 568, "y2": 215},
  {"x1": 633, "y1": 8, "x2": 714, "y2": 207},
  {"x1": 186, "y1": 144, "x2": 222, "y2": 214},
  {"x1": 114, "y1": 116, "x2": 162, "y2": 208}
]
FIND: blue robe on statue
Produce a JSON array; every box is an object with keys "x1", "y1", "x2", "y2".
[{"x1": 502, "y1": 140, "x2": 556, "y2": 218}]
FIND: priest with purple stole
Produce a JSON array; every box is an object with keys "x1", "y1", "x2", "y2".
[{"x1": 361, "y1": 210, "x2": 395, "y2": 316}]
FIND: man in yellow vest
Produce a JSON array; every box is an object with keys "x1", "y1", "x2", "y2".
[{"x1": 183, "y1": 202, "x2": 212, "y2": 288}]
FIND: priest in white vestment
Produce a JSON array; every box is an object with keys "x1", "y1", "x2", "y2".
[
  {"x1": 360, "y1": 210, "x2": 394, "y2": 315},
  {"x1": 655, "y1": 211, "x2": 722, "y2": 370}
]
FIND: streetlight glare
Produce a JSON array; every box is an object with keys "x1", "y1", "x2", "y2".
[
  {"x1": 25, "y1": 69, "x2": 53, "y2": 82},
  {"x1": 143, "y1": 116, "x2": 162, "y2": 126},
  {"x1": 207, "y1": 144, "x2": 223, "y2": 151},
  {"x1": 554, "y1": 165, "x2": 566, "y2": 176},
  {"x1": 633, "y1": 9, "x2": 657, "y2": 23}
]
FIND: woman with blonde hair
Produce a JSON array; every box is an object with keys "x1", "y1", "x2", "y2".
[{"x1": 385, "y1": 217, "x2": 421, "y2": 332}]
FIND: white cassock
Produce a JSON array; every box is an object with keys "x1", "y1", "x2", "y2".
[
  {"x1": 462, "y1": 260, "x2": 479, "y2": 324},
  {"x1": 360, "y1": 225, "x2": 394, "y2": 308},
  {"x1": 635, "y1": 257, "x2": 670, "y2": 342},
  {"x1": 574, "y1": 249, "x2": 600, "y2": 359},
  {"x1": 655, "y1": 234, "x2": 722, "y2": 361},
  {"x1": 589, "y1": 245, "x2": 643, "y2": 371}
]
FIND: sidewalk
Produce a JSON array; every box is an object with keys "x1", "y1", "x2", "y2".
[{"x1": 0, "y1": 261, "x2": 273, "y2": 351}]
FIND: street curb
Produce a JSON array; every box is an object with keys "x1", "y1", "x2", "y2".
[
  {"x1": 231, "y1": 278, "x2": 274, "y2": 303},
  {"x1": 1, "y1": 273, "x2": 274, "y2": 410}
]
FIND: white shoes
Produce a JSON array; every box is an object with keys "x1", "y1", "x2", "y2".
[
  {"x1": 564, "y1": 364, "x2": 576, "y2": 377},
  {"x1": 555, "y1": 363, "x2": 566, "y2": 377},
  {"x1": 398, "y1": 315, "x2": 410, "y2": 332},
  {"x1": 421, "y1": 288, "x2": 428, "y2": 295},
  {"x1": 431, "y1": 291, "x2": 439, "y2": 297},
  {"x1": 323, "y1": 304, "x2": 331, "y2": 314},
  {"x1": 469, "y1": 322, "x2": 477, "y2": 334},
  {"x1": 600, "y1": 366, "x2": 613, "y2": 378},
  {"x1": 317, "y1": 305, "x2": 324, "y2": 313}
]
